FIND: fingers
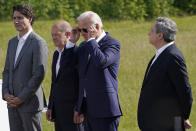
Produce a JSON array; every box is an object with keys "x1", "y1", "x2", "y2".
[
  {"x1": 4, "y1": 94, "x2": 15, "y2": 101},
  {"x1": 73, "y1": 111, "x2": 78, "y2": 123},
  {"x1": 87, "y1": 25, "x2": 97, "y2": 38},
  {"x1": 73, "y1": 111, "x2": 84, "y2": 124},
  {"x1": 70, "y1": 26, "x2": 80, "y2": 43},
  {"x1": 13, "y1": 97, "x2": 23, "y2": 105},
  {"x1": 7, "y1": 102, "x2": 17, "y2": 108},
  {"x1": 7, "y1": 97, "x2": 23, "y2": 107},
  {"x1": 184, "y1": 119, "x2": 192, "y2": 129},
  {"x1": 6, "y1": 95, "x2": 17, "y2": 107},
  {"x1": 46, "y1": 110, "x2": 53, "y2": 122},
  {"x1": 79, "y1": 114, "x2": 84, "y2": 123}
]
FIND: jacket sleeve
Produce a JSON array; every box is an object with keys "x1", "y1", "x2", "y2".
[
  {"x1": 2, "y1": 40, "x2": 11, "y2": 100},
  {"x1": 48, "y1": 83, "x2": 54, "y2": 109},
  {"x1": 18, "y1": 39, "x2": 48, "y2": 102},
  {"x1": 168, "y1": 54, "x2": 193, "y2": 120},
  {"x1": 85, "y1": 39, "x2": 120, "y2": 68}
]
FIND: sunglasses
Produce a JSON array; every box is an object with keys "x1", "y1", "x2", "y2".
[{"x1": 78, "y1": 28, "x2": 88, "y2": 33}]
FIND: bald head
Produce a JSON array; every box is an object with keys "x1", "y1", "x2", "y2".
[
  {"x1": 51, "y1": 20, "x2": 72, "y2": 49},
  {"x1": 52, "y1": 20, "x2": 72, "y2": 33}
]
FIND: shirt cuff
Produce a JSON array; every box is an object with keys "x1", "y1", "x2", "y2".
[
  {"x1": 87, "y1": 38, "x2": 95, "y2": 42},
  {"x1": 67, "y1": 40, "x2": 76, "y2": 46}
]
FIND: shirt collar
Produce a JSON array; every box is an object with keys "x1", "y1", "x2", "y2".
[
  {"x1": 156, "y1": 41, "x2": 174, "y2": 56},
  {"x1": 96, "y1": 30, "x2": 106, "y2": 43},
  {"x1": 56, "y1": 47, "x2": 64, "y2": 54},
  {"x1": 17, "y1": 28, "x2": 33, "y2": 41}
]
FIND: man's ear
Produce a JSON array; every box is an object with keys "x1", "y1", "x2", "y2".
[
  {"x1": 158, "y1": 32, "x2": 164, "y2": 40},
  {"x1": 95, "y1": 24, "x2": 99, "y2": 30},
  {"x1": 65, "y1": 32, "x2": 71, "y2": 38},
  {"x1": 29, "y1": 17, "x2": 33, "y2": 24}
]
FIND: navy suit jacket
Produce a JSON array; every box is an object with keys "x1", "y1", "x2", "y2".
[
  {"x1": 77, "y1": 32, "x2": 122, "y2": 118},
  {"x1": 138, "y1": 44, "x2": 193, "y2": 130},
  {"x1": 48, "y1": 46, "x2": 78, "y2": 121}
]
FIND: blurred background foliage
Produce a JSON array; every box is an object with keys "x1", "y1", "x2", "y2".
[{"x1": 0, "y1": 0, "x2": 196, "y2": 21}]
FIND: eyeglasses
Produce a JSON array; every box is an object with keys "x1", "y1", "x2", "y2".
[{"x1": 78, "y1": 28, "x2": 88, "y2": 33}]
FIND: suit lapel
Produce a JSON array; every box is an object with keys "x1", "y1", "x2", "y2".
[
  {"x1": 56, "y1": 47, "x2": 73, "y2": 80},
  {"x1": 14, "y1": 32, "x2": 33, "y2": 69},
  {"x1": 56, "y1": 48, "x2": 67, "y2": 80},
  {"x1": 143, "y1": 44, "x2": 175, "y2": 86},
  {"x1": 52, "y1": 51, "x2": 59, "y2": 81},
  {"x1": 142, "y1": 56, "x2": 155, "y2": 85}
]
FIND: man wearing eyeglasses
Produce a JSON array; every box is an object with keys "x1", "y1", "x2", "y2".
[{"x1": 70, "y1": 11, "x2": 122, "y2": 131}]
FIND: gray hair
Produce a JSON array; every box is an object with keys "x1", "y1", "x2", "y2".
[
  {"x1": 77, "y1": 11, "x2": 103, "y2": 28},
  {"x1": 155, "y1": 17, "x2": 178, "y2": 42}
]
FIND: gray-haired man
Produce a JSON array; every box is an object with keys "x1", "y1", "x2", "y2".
[{"x1": 137, "y1": 17, "x2": 193, "y2": 131}]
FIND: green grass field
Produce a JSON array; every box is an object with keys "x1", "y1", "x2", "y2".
[{"x1": 0, "y1": 16, "x2": 196, "y2": 131}]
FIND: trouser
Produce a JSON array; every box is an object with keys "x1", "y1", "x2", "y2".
[
  {"x1": 8, "y1": 108, "x2": 42, "y2": 131},
  {"x1": 85, "y1": 116, "x2": 120, "y2": 131}
]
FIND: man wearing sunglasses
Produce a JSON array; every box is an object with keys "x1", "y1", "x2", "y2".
[{"x1": 70, "y1": 11, "x2": 122, "y2": 131}]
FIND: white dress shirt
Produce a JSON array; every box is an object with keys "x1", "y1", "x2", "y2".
[
  {"x1": 14, "y1": 28, "x2": 33, "y2": 66},
  {"x1": 56, "y1": 48, "x2": 64, "y2": 77},
  {"x1": 151, "y1": 41, "x2": 174, "y2": 66},
  {"x1": 56, "y1": 41, "x2": 75, "y2": 77},
  {"x1": 87, "y1": 30, "x2": 106, "y2": 44}
]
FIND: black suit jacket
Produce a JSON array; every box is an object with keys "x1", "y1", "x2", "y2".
[
  {"x1": 48, "y1": 46, "x2": 78, "y2": 122},
  {"x1": 138, "y1": 44, "x2": 193, "y2": 130}
]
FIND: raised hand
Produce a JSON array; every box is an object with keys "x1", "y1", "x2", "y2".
[
  {"x1": 70, "y1": 27, "x2": 80, "y2": 43},
  {"x1": 87, "y1": 24, "x2": 98, "y2": 39}
]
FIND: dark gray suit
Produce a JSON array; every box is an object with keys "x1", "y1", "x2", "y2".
[{"x1": 2, "y1": 31, "x2": 48, "y2": 131}]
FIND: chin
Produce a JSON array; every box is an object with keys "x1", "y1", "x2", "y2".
[{"x1": 16, "y1": 28, "x2": 23, "y2": 32}]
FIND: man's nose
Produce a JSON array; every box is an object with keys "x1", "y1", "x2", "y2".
[{"x1": 14, "y1": 19, "x2": 19, "y2": 24}]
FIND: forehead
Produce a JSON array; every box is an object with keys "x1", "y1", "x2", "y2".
[
  {"x1": 151, "y1": 23, "x2": 156, "y2": 31},
  {"x1": 13, "y1": 11, "x2": 24, "y2": 17},
  {"x1": 78, "y1": 19, "x2": 91, "y2": 27},
  {"x1": 78, "y1": 21, "x2": 86, "y2": 28},
  {"x1": 51, "y1": 26, "x2": 61, "y2": 33}
]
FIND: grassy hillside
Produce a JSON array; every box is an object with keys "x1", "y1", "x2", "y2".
[{"x1": 0, "y1": 16, "x2": 196, "y2": 131}]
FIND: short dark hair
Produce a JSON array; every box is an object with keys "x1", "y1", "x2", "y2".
[{"x1": 13, "y1": 4, "x2": 35, "y2": 25}]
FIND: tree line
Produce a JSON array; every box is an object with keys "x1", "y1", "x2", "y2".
[{"x1": 0, "y1": 0, "x2": 196, "y2": 21}]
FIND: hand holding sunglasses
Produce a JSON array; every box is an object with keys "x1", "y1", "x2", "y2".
[
  {"x1": 86, "y1": 24, "x2": 98, "y2": 40},
  {"x1": 70, "y1": 27, "x2": 80, "y2": 43}
]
